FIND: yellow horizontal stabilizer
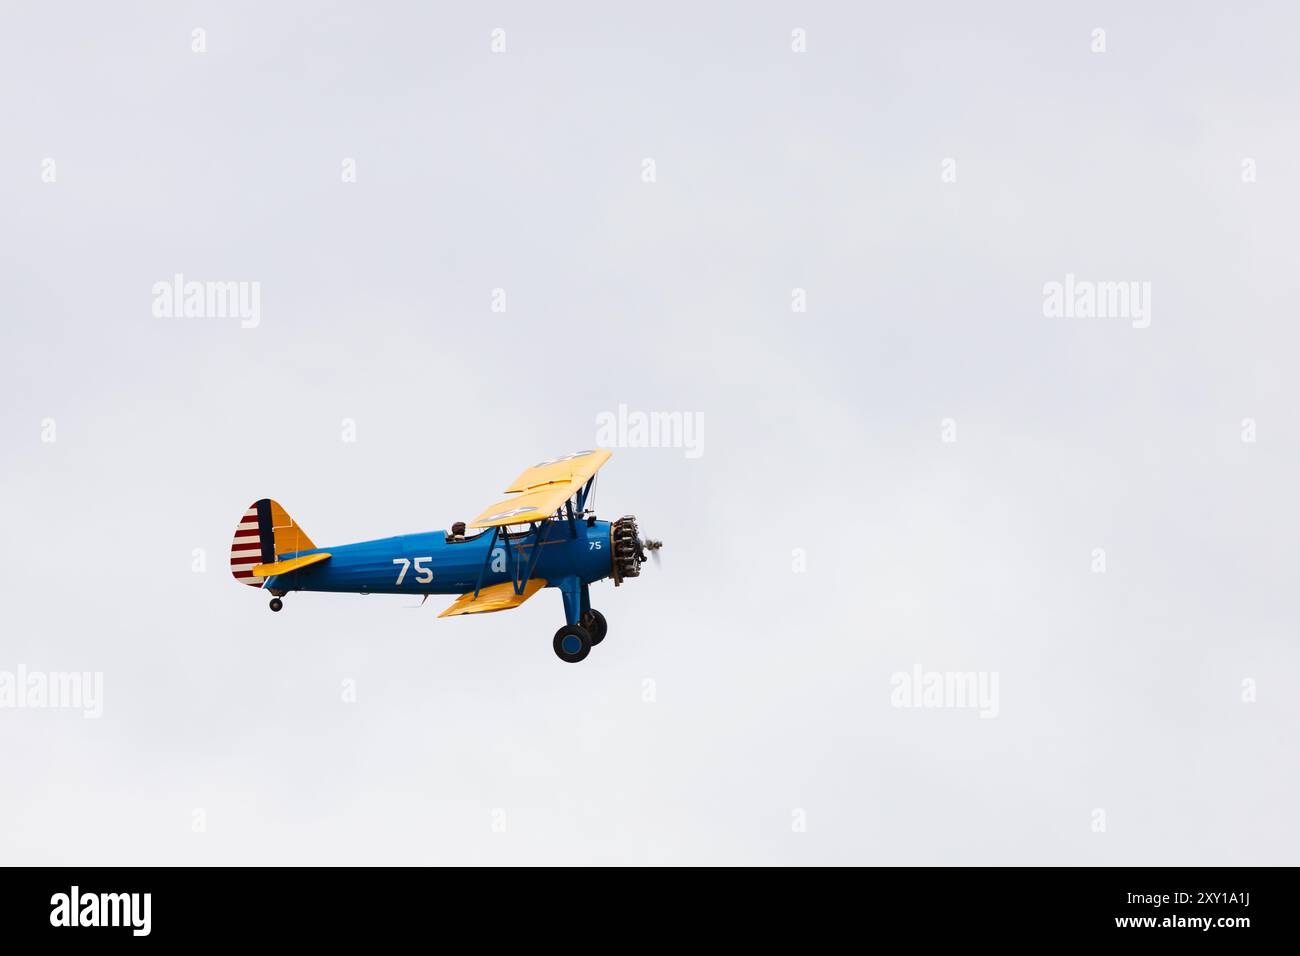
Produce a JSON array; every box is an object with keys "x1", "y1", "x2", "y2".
[
  {"x1": 469, "y1": 449, "x2": 612, "y2": 528},
  {"x1": 438, "y1": 578, "x2": 547, "y2": 617},
  {"x1": 251, "y1": 552, "x2": 331, "y2": 577}
]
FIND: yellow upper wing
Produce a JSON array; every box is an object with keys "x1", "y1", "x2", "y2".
[{"x1": 469, "y1": 449, "x2": 612, "y2": 528}]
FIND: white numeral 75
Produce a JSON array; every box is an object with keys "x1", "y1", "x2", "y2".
[{"x1": 393, "y1": 557, "x2": 434, "y2": 585}]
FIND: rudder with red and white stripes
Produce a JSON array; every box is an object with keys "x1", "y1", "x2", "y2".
[{"x1": 230, "y1": 499, "x2": 317, "y2": 587}]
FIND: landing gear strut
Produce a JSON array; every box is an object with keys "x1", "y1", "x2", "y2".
[
  {"x1": 580, "y1": 608, "x2": 607, "y2": 646},
  {"x1": 269, "y1": 597, "x2": 283, "y2": 612}
]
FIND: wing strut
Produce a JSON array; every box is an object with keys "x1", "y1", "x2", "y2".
[
  {"x1": 516, "y1": 521, "x2": 549, "y2": 594},
  {"x1": 472, "y1": 526, "x2": 500, "y2": 599},
  {"x1": 472, "y1": 520, "x2": 555, "y2": 599}
]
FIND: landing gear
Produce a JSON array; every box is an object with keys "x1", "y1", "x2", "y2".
[
  {"x1": 581, "y1": 608, "x2": 607, "y2": 646},
  {"x1": 553, "y1": 624, "x2": 592, "y2": 663},
  {"x1": 269, "y1": 597, "x2": 283, "y2": 612}
]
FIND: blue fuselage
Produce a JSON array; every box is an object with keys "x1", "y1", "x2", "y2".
[{"x1": 264, "y1": 519, "x2": 614, "y2": 596}]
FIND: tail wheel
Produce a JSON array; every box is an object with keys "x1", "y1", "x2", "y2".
[
  {"x1": 553, "y1": 625, "x2": 592, "y2": 663},
  {"x1": 269, "y1": 598, "x2": 283, "y2": 612},
  {"x1": 581, "y1": 609, "x2": 607, "y2": 645}
]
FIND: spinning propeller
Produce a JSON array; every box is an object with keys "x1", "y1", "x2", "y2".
[
  {"x1": 640, "y1": 536, "x2": 664, "y2": 567},
  {"x1": 612, "y1": 516, "x2": 663, "y2": 582}
]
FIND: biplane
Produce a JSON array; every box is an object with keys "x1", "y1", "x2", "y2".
[{"x1": 229, "y1": 450, "x2": 660, "y2": 662}]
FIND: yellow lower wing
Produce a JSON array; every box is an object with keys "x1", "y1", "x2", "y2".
[
  {"x1": 251, "y1": 552, "x2": 331, "y2": 577},
  {"x1": 439, "y1": 578, "x2": 547, "y2": 617}
]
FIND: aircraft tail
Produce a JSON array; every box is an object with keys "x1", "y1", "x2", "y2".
[{"x1": 230, "y1": 499, "x2": 317, "y2": 587}]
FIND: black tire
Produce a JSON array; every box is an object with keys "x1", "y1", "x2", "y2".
[
  {"x1": 553, "y1": 624, "x2": 592, "y2": 663},
  {"x1": 581, "y1": 609, "x2": 608, "y2": 646},
  {"x1": 269, "y1": 598, "x2": 283, "y2": 612}
]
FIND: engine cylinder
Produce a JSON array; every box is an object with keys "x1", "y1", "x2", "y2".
[{"x1": 611, "y1": 515, "x2": 643, "y2": 585}]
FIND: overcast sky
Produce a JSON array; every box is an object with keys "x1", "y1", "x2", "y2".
[{"x1": 1, "y1": 1, "x2": 1297, "y2": 864}]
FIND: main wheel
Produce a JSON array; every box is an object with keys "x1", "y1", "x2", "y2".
[
  {"x1": 581, "y1": 609, "x2": 608, "y2": 646},
  {"x1": 269, "y1": 597, "x2": 283, "y2": 612},
  {"x1": 553, "y1": 624, "x2": 592, "y2": 663}
]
